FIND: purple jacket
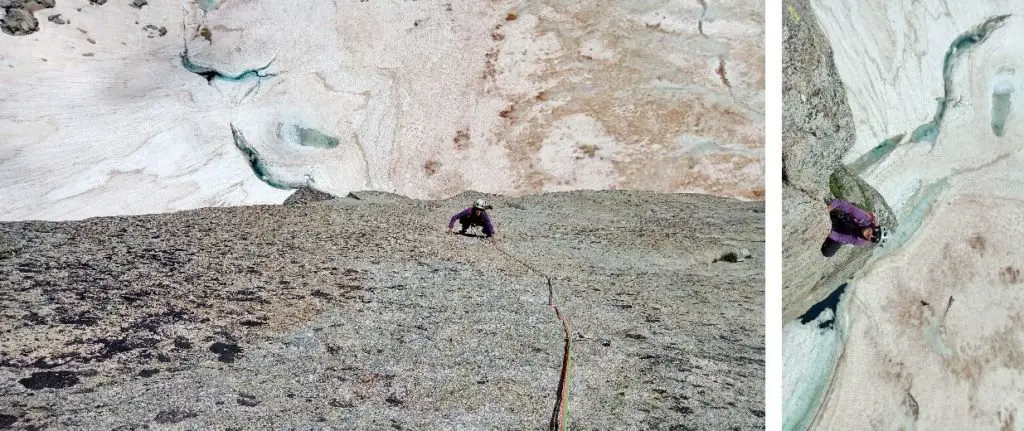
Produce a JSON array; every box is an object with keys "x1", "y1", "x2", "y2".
[
  {"x1": 828, "y1": 199, "x2": 874, "y2": 246},
  {"x1": 448, "y1": 208, "x2": 494, "y2": 237}
]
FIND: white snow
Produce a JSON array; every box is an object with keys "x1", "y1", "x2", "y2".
[{"x1": 0, "y1": 0, "x2": 764, "y2": 221}]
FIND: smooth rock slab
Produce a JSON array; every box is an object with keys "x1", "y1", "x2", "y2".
[{"x1": 0, "y1": 190, "x2": 764, "y2": 430}]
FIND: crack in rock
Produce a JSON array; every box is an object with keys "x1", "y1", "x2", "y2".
[{"x1": 697, "y1": 0, "x2": 708, "y2": 37}]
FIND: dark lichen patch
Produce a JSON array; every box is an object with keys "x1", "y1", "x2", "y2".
[
  {"x1": 452, "y1": 129, "x2": 470, "y2": 150},
  {"x1": 1, "y1": 356, "x2": 75, "y2": 370},
  {"x1": 198, "y1": 26, "x2": 212, "y2": 43},
  {"x1": 239, "y1": 318, "x2": 267, "y2": 327},
  {"x1": 385, "y1": 393, "x2": 406, "y2": 407},
  {"x1": 19, "y1": 371, "x2": 80, "y2": 390},
  {"x1": 0, "y1": 236, "x2": 22, "y2": 259},
  {"x1": 670, "y1": 404, "x2": 694, "y2": 415},
  {"x1": 828, "y1": 166, "x2": 875, "y2": 213},
  {"x1": 58, "y1": 311, "x2": 100, "y2": 326},
  {"x1": 141, "y1": 24, "x2": 167, "y2": 38},
  {"x1": 236, "y1": 393, "x2": 260, "y2": 407},
  {"x1": 329, "y1": 398, "x2": 355, "y2": 408},
  {"x1": 423, "y1": 159, "x2": 440, "y2": 176},
  {"x1": 577, "y1": 144, "x2": 599, "y2": 158},
  {"x1": 136, "y1": 309, "x2": 191, "y2": 334},
  {"x1": 21, "y1": 311, "x2": 46, "y2": 324},
  {"x1": 714, "y1": 251, "x2": 740, "y2": 263},
  {"x1": 153, "y1": 409, "x2": 197, "y2": 424},
  {"x1": 173, "y1": 336, "x2": 193, "y2": 349},
  {"x1": 111, "y1": 423, "x2": 149, "y2": 430},
  {"x1": 137, "y1": 369, "x2": 159, "y2": 378},
  {"x1": 92, "y1": 337, "x2": 161, "y2": 362},
  {"x1": 1000, "y1": 266, "x2": 1021, "y2": 284},
  {"x1": 0, "y1": 414, "x2": 17, "y2": 427},
  {"x1": 209, "y1": 342, "x2": 242, "y2": 363}
]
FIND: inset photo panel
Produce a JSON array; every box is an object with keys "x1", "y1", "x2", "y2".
[{"x1": 783, "y1": 0, "x2": 1024, "y2": 429}]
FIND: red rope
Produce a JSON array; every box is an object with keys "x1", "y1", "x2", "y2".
[{"x1": 490, "y1": 242, "x2": 572, "y2": 430}]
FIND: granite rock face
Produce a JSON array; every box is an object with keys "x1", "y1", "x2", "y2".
[
  {"x1": 781, "y1": 186, "x2": 832, "y2": 323},
  {"x1": 0, "y1": 191, "x2": 764, "y2": 430},
  {"x1": 781, "y1": 0, "x2": 892, "y2": 323},
  {"x1": 781, "y1": 0, "x2": 855, "y2": 196}
]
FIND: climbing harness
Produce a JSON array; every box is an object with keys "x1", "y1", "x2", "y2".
[{"x1": 489, "y1": 241, "x2": 573, "y2": 431}]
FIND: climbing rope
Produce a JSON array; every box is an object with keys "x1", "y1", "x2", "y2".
[{"x1": 488, "y1": 240, "x2": 573, "y2": 431}]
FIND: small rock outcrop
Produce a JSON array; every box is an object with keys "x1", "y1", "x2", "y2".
[
  {"x1": 282, "y1": 187, "x2": 337, "y2": 206},
  {"x1": 1, "y1": 0, "x2": 55, "y2": 35}
]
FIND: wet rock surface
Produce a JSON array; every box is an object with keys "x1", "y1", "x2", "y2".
[{"x1": 0, "y1": 191, "x2": 763, "y2": 429}]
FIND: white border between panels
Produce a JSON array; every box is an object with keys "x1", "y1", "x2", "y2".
[{"x1": 764, "y1": 0, "x2": 782, "y2": 429}]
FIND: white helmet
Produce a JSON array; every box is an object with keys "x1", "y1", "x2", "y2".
[
  {"x1": 875, "y1": 226, "x2": 891, "y2": 247},
  {"x1": 473, "y1": 199, "x2": 487, "y2": 209}
]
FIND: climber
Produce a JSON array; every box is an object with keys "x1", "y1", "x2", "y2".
[
  {"x1": 821, "y1": 198, "x2": 889, "y2": 257},
  {"x1": 447, "y1": 199, "x2": 495, "y2": 239}
]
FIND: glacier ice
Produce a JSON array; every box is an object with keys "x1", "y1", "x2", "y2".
[{"x1": 0, "y1": 0, "x2": 765, "y2": 221}]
